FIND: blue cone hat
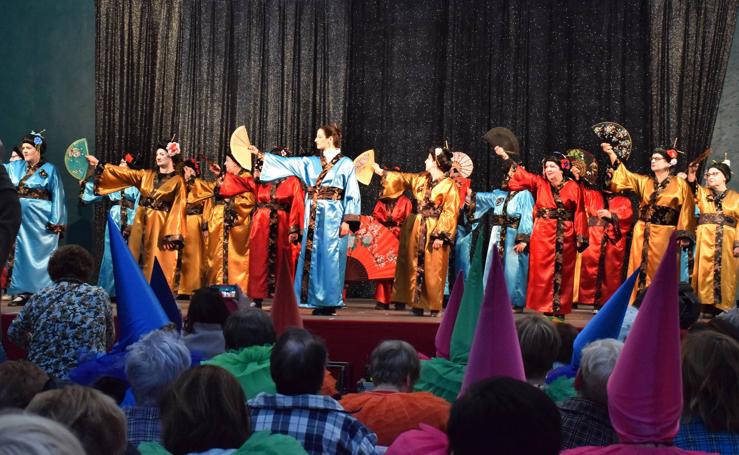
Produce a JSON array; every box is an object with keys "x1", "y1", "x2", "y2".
[{"x1": 150, "y1": 258, "x2": 183, "y2": 331}]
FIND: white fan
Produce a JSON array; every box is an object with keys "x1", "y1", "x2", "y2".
[{"x1": 452, "y1": 151, "x2": 474, "y2": 178}]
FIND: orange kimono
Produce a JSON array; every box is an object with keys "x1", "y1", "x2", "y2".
[
  {"x1": 178, "y1": 177, "x2": 209, "y2": 295},
  {"x1": 508, "y1": 166, "x2": 588, "y2": 315},
  {"x1": 94, "y1": 164, "x2": 186, "y2": 289},
  {"x1": 380, "y1": 171, "x2": 460, "y2": 312}
]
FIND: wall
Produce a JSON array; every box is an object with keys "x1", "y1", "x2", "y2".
[{"x1": 0, "y1": 1, "x2": 96, "y2": 248}]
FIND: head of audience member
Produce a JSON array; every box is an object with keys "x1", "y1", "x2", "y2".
[
  {"x1": 688, "y1": 318, "x2": 739, "y2": 344},
  {"x1": 224, "y1": 308, "x2": 276, "y2": 351},
  {"x1": 575, "y1": 339, "x2": 624, "y2": 405},
  {"x1": 0, "y1": 360, "x2": 50, "y2": 410},
  {"x1": 271, "y1": 328, "x2": 327, "y2": 396},
  {"x1": 183, "y1": 287, "x2": 230, "y2": 334},
  {"x1": 92, "y1": 375, "x2": 129, "y2": 405},
  {"x1": 0, "y1": 412, "x2": 85, "y2": 455},
  {"x1": 160, "y1": 365, "x2": 250, "y2": 455},
  {"x1": 448, "y1": 377, "x2": 561, "y2": 455},
  {"x1": 125, "y1": 329, "x2": 191, "y2": 406},
  {"x1": 515, "y1": 314, "x2": 561, "y2": 384},
  {"x1": 26, "y1": 385, "x2": 127, "y2": 455},
  {"x1": 718, "y1": 308, "x2": 739, "y2": 333},
  {"x1": 555, "y1": 322, "x2": 579, "y2": 365},
  {"x1": 48, "y1": 245, "x2": 94, "y2": 284},
  {"x1": 368, "y1": 340, "x2": 420, "y2": 392},
  {"x1": 681, "y1": 331, "x2": 739, "y2": 433}
]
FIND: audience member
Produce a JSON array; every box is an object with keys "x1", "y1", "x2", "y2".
[
  {"x1": 717, "y1": 307, "x2": 739, "y2": 332},
  {"x1": 248, "y1": 327, "x2": 377, "y2": 454},
  {"x1": 555, "y1": 322, "x2": 579, "y2": 367},
  {"x1": 203, "y1": 308, "x2": 277, "y2": 398},
  {"x1": 447, "y1": 376, "x2": 561, "y2": 455},
  {"x1": 687, "y1": 318, "x2": 739, "y2": 344},
  {"x1": 516, "y1": 314, "x2": 561, "y2": 385},
  {"x1": 124, "y1": 329, "x2": 191, "y2": 446},
  {"x1": 0, "y1": 360, "x2": 50, "y2": 409},
  {"x1": 26, "y1": 385, "x2": 128, "y2": 455},
  {"x1": 7, "y1": 245, "x2": 115, "y2": 379},
  {"x1": 182, "y1": 287, "x2": 230, "y2": 359},
  {"x1": 340, "y1": 340, "x2": 450, "y2": 446},
  {"x1": 674, "y1": 331, "x2": 739, "y2": 452},
  {"x1": 0, "y1": 412, "x2": 85, "y2": 455},
  {"x1": 560, "y1": 339, "x2": 623, "y2": 449}
]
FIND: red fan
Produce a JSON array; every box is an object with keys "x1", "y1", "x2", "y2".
[{"x1": 345, "y1": 216, "x2": 399, "y2": 281}]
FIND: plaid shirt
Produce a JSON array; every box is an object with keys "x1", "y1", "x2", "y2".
[
  {"x1": 124, "y1": 406, "x2": 161, "y2": 446},
  {"x1": 560, "y1": 397, "x2": 619, "y2": 449},
  {"x1": 674, "y1": 418, "x2": 739, "y2": 454},
  {"x1": 248, "y1": 393, "x2": 378, "y2": 455}
]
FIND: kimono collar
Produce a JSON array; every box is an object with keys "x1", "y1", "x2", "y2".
[{"x1": 323, "y1": 148, "x2": 341, "y2": 163}]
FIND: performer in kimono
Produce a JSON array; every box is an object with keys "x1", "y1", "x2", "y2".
[
  {"x1": 246, "y1": 147, "x2": 305, "y2": 307},
  {"x1": 495, "y1": 147, "x2": 588, "y2": 318},
  {"x1": 80, "y1": 152, "x2": 141, "y2": 297},
  {"x1": 472, "y1": 159, "x2": 534, "y2": 312},
  {"x1": 177, "y1": 158, "x2": 209, "y2": 297},
  {"x1": 4, "y1": 132, "x2": 66, "y2": 304},
  {"x1": 86, "y1": 140, "x2": 186, "y2": 289},
  {"x1": 189, "y1": 154, "x2": 256, "y2": 295},
  {"x1": 600, "y1": 174, "x2": 636, "y2": 302},
  {"x1": 686, "y1": 160, "x2": 738, "y2": 312},
  {"x1": 372, "y1": 146, "x2": 461, "y2": 316},
  {"x1": 372, "y1": 191, "x2": 412, "y2": 310},
  {"x1": 245, "y1": 124, "x2": 361, "y2": 315},
  {"x1": 600, "y1": 143, "x2": 695, "y2": 301}
]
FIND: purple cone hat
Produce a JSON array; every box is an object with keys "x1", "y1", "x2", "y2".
[{"x1": 435, "y1": 271, "x2": 464, "y2": 359}]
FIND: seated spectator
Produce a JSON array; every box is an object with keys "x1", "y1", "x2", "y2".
[
  {"x1": 516, "y1": 314, "x2": 561, "y2": 386},
  {"x1": 447, "y1": 376, "x2": 561, "y2": 455},
  {"x1": 139, "y1": 365, "x2": 306, "y2": 455},
  {"x1": 92, "y1": 375, "x2": 129, "y2": 405},
  {"x1": 203, "y1": 308, "x2": 277, "y2": 398},
  {"x1": 124, "y1": 329, "x2": 191, "y2": 446},
  {"x1": 0, "y1": 360, "x2": 50, "y2": 409},
  {"x1": 674, "y1": 331, "x2": 739, "y2": 452},
  {"x1": 687, "y1": 318, "x2": 739, "y2": 343},
  {"x1": 7, "y1": 245, "x2": 115, "y2": 379},
  {"x1": 717, "y1": 307, "x2": 739, "y2": 332},
  {"x1": 340, "y1": 340, "x2": 450, "y2": 446},
  {"x1": 26, "y1": 385, "x2": 128, "y2": 455},
  {"x1": 248, "y1": 328, "x2": 377, "y2": 455},
  {"x1": 560, "y1": 339, "x2": 623, "y2": 449},
  {"x1": 554, "y1": 322, "x2": 579, "y2": 368},
  {"x1": 182, "y1": 287, "x2": 229, "y2": 359},
  {"x1": 0, "y1": 412, "x2": 85, "y2": 455}
]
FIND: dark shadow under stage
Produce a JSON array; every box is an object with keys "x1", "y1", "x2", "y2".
[{"x1": 1, "y1": 299, "x2": 596, "y2": 388}]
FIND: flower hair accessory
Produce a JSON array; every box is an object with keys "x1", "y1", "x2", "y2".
[
  {"x1": 123, "y1": 152, "x2": 135, "y2": 164},
  {"x1": 167, "y1": 141, "x2": 181, "y2": 157},
  {"x1": 30, "y1": 129, "x2": 46, "y2": 147},
  {"x1": 434, "y1": 147, "x2": 443, "y2": 156},
  {"x1": 560, "y1": 158, "x2": 572, "y2": 171}
]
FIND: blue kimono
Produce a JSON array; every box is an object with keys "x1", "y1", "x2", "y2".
[
  {"x1": 260, "y1": 151, "x2": 361, "y2": 308},
  {"x1": 80, "y1": 181, "x2": 140, "y2": 296},
  {"x1": 3, "y1": 160, "x2": 66, "y2": 295},
  {"x1": 474, "y1": 189, "x2": 534, "y2": 309}
]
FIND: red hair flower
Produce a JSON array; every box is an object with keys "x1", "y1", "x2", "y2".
[
  {"x1": 124, "y1": 153, "x2": 135, "y2": 164},
  {"x1": 167, "y1": 141, "x2": 181, "y2": 157},
  {"x1": 561, "y1": 159, "x2": 572, "y2": 171}
]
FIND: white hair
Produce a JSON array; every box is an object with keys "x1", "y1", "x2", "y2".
[
  {"x1": 579, "y1": 338, "x2": 624, "y2": 404},
  {"x1": 0, "y1": 412, "x2": 86, "y2": 455},
  {"x1": 125, "y1": 329, "x2": 191, "y2": 405}
]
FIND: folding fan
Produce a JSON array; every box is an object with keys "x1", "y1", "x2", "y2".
[
  {"x1": 451, "y1": 151, "x2": 474, "y2": 178},
  {"x1": 64, "y1": 138, "x2": 90, "y2": 180},
  {"x1": 230, "y1": 126, "x2": 252, "y2": 170},
  {"x1": 345, "y1": 215, "x2": 399, "y2": 281}
]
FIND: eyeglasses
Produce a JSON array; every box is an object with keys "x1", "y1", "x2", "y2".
[{"x1": 704, "y1": 171, "x2": 722, "y2": 178}]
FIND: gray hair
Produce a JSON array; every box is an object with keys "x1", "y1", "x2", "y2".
[
  {"x1": 369, "y1": 340, "x2": 420, "y2": 390},
  {"x1": 578, "y1": 338, "x2": 624, "y2": 404},
  {"x1": 0, "y1": 412, "x2": 86, "y2": 455},
  {"x1": 125, "y1": 329, "x2": 191, "y2": 405}
]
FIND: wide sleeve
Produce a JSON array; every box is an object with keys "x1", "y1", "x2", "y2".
[
  {"x1": 676, "y1": 179, "x2": 697, "y2": 242},
  {"x1": 514, "y1": 191, "x2": 535, "y2": 243},
  {"x1": 340, "y1": 160, "x2": 362, "y2": 229},
  {"x1": 372, "y1": 199, "x2": 389, "y2": 222},
  {"x1": 694, "y1": 184, "x2": 708, "y2": 208},
  {"x1": 609, "y1": 161, "x2": 649, "y2": 197},
  {"x1": 380, "y1": 171, "x2": 422, "y2": 199},
  {"x1": 260, "y1": 153, "x2": 314, "y2": 186},
  {"x1": 472, "y1": 191, "x2": 498, "y2": 219},
  {"x1": 162, "y1": 178, "x2": 187, "y2": 245},
  {"x1": 94, "y1": 163, "x2": 144, "y2": 196},
  {"x1": 187, "y1": 178, "x2": 217, "y2": 204},
  {"x1": 47, "y1": 166, "x2": 67, "y2": 232},
  {"x1": 394, "y1": 195, "x2": 413, "y2": 226},
  {"x1": 218, "y1": 172, "x2": 255, "y2": 198},
  {"x1": 287, "y1": 178, "x2": 305, "y2": 235},
  {"x1": 574, "y1": 184, "x2": 589, "y2": 251},
  {"x1": 507, "y1": 164, "x2": 542, "y2": 193},
  {"x1": 430, "y1": 179, "x2": 461, "y2": 244},
  {"x1": 79, "y1": 180, "x2": 104, "y2": 204}
]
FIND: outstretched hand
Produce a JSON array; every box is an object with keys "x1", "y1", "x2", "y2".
[
  {"x1": 494, "y1": 146, "x2": 509, "y2": 160},
  {"x1": 372, "y1": 163, "x2": 384, "y2": 176},
  {"x1": 85, "y1": 155, "x2": 100, "y2": 167}
]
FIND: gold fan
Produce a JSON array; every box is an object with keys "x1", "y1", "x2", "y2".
[
  {"x1": 451, "y1": 151, "x2": 474, "y2": 178},
  {"x1": 229, "y1": 126, "x2": 252, "y2": 170},
  {"x1": 354, "y1": 149, "x2": 376, "y2": 185}
]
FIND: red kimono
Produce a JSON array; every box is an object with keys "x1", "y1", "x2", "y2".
[
  {"x1": 247, "y1": 177, "x2": 305, "y2": 300},
  {"x1": 601, "y1": 193, "x2": 635, "y2": 302},
  {"x1": 508, "y1": 166, "x2": 588, "y2": 315},
  {"x1": 372, "y1": 195, "x2": 412, "y2": 304},
  {"x1": 574, "y1": 186, "x2": 607, "y2": 306}
]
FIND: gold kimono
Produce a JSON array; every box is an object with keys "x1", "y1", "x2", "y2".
[
  {"x1": 611, "y1": 163, "x2": 696, "y2": 301},
  {"x1": 692, "y1": 186, "x2": 739, "y2": 310},
  {"x1": 381, "y1": 171, "x2": 460, "y2": 311},
  {"x1": 178, "y1": 178, "x2": 210, "y2": 295},
  {"x1": 188, "y1": 175, "x2": 256, "y2": 294},
  {"x1": 94, "y1": 164, "x2": 186, "y2": 289}
]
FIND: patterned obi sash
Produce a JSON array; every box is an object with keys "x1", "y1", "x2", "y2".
[
  {"x1": 17, "y1": 187, "x2": 51, "y2": 201},
  {"x1": 698, "y1": 213, "x2": 737, "y2": 228},
  {"x1": 536, "y1": 207, "x2": 574, "y2": 221},
  {"x1": 139, "y1": 196, "x2": 172, "y2": 211},
  {"x1": 490, "y1": 214, "x2": 520, "y2": 229},
  {"x1": 588, "y1": 216, "x2": 608, "y2": 227},
  {"x1": 185, "y1": 203, "x2": 204, "y2": 215},
  {"x1": 638, "y1": 205, "x2": 679, "y2": 226},
  {"x1": 412, "y1": 204, "x2": 441, "y2": 219},
  {"x1": 257, "y1": 201, "x2": 290, "y2": 211},
  {"x1": 119, "y1": 199, "x2": 136, "y2": 210},
  {"x1": 306, "y1": 186, "x2": 344, "y2": 200}
]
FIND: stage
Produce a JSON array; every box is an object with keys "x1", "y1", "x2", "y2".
[{"x1": 0, "y1": 298, "x2": 597, "y2": 390}]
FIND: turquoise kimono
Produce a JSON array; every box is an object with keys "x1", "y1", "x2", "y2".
[
  {"x1": 3, "y1": 160, "x2": 66, "y2": 294},
  {"x1": 80, "y1": 181, "x2": 140, "y2": 296},
  {"x1": 260, "y1": 151, "x2": 361, "y2": 308},
  {"x1": 474, "y1": 189, "x2": 534, "y2": 309}
]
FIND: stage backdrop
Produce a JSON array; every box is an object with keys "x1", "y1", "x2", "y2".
[{"x1": 93, "y1": 0, "x2": 737, "y2": 288}]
